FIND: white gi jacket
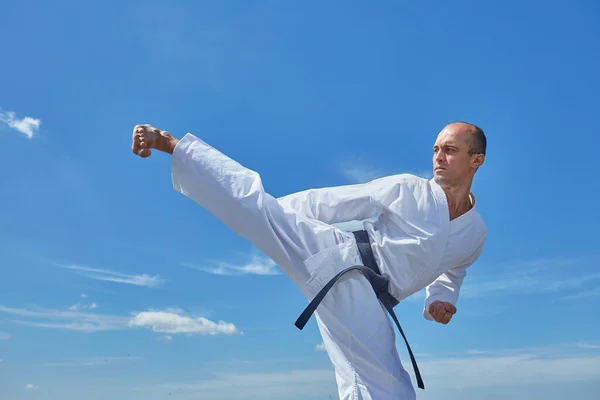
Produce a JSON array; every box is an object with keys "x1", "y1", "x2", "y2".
[{"x1": 276, "y1": 173, "x2": 488, "y2": 320}]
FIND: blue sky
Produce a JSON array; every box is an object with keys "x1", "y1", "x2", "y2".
[{"x1": 1, "y1": 0, "x2": 599, "y2": 399}]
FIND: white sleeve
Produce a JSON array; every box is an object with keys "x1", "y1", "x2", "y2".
[
  {"x1": 423, "y1": 240, "x2": 485, "y2": 321},
  {"x1": 277, "y1": 175, "x2": 405, "y2": 225}
]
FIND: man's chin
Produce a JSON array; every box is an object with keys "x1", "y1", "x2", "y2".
[{"x1": 433, "y1": 173, "x2": 450, "y2": 186}]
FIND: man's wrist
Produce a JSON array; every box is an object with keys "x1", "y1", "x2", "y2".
[{"x1": 159, "y1": 134, "x2": 179, "y2": 154}]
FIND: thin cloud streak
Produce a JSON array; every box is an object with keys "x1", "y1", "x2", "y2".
[
  {"x1": 0, "y1": 305, "x2": 240, "y2": 336},
  {"x1": 39, "y1": 356, "x2": 140, "y2": 367},
  {"x1": 0, "y1": 305, "x2": 129, "y2": 333},
  {"x1": 69, "y1": 302, "x2": 97, "y2": 311},
  {"x1": 407, "y1": 343, "x2": 600, "y2": 390},
  {"x1": 135, "y1": 368, "x2": 338, "y2": 400},
  {"x1": 182, "y1": 255, "x2": 280, "y2": 276},
  {"x1": 341, "y1": 163, "x2": 387, "y2": 184},
  {"x1": 339, "y1": 160, "x2": 432, "y2": 184},
  {"x1": 61, "y1": 264, "x2": 165, "y2": 287},
  {"x1": 459, "y1": 257, "x2": 598, "y2": 300},
  {"x1": 557, "y1": 287, "x2": 600, "y2": 301}
]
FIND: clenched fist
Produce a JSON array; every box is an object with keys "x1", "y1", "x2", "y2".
[
  {"x1": 131, "y1": 124, "x2": 179, "y2": 158},
  {"x1": 428, "y1": 300, "x2": 457, "y2": 324}
]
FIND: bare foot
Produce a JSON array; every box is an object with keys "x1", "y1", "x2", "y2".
[{"x1": 131, "y1": 124, "x2": 179, "y2": 157}]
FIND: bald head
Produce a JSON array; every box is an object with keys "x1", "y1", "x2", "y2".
[
  {"x1": 446, "y1": 122, "x2": 486, "y2": 156},
  {"x1": 432, "y1": 122, "x2": 486, "y2": 188}
]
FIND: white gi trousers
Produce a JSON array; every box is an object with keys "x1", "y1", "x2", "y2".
[{"x1": 171, "y1": 133, "x2": 416, "y2": 400}]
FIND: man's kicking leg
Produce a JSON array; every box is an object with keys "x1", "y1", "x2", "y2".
[
  {"x1": 131, "y1": 124, "x2": 416, "y2": 400},
  {"x1": 131, "y1": 123, "x2": 346, "y2": 291}
]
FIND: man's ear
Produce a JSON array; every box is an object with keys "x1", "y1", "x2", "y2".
[{"x1": 471, "y1": 154, "x2": 485, "y2": 169}]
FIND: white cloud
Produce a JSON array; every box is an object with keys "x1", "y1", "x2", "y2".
[
  {"x1": 315, "y1": 342, "x2": 326, "y2": 351},
  {"x1": 25, "y1": 384, "x2": 39, "y2": 390},
  {"x1": 182, "y1": 254, "x2": 280, "y2": 276},
  {"x1": 81, "y1": 293, "x2": 88, "y2": 298},
  {"x1": 129, "y1": 309, "x2": 240, "y2": 336},
  {"x1": 0, "y1": 305, "x2": 240, "y2": 337},
  {"x1": 156, "y1": 335, "x2": 173, "y2": 342},
  {"x1": 61, "y1": 264, "x2": 165, "y2": 287},
  {"x1": 0, "y1": 332, "x2": 11, "y2": 340},
  {"x1": 0, "y1": 108, "x2": 41, "y2": 139}
]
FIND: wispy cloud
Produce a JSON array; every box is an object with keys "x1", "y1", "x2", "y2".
[
  {"x1": 40, "y1": 356, "x2": 140, "y2": 367},
  {"x1": 575, "y1": 343, "x2": 600, "y2": 350},
  {"x1": 0, "y1": 332, "x2": 11, "y2": 340},
  {"x1": 462, "y1": 272, "x2": 600, "y2": 298},
  {"x1": 0, "y1": 305, "x2": 240, "y2": 337},
  {"x1": 458, "y1": 257, "x2": 599, "y2": 301},
  {"x1": 61, "y1": 264, "x2": 165, "y2": 288},
  {"x1": 406, "y1": 343, "x2": 600, "y2": 390},
  {"x1": 315, "y1": 342, "x2": 326, "y2": 352},
  {"x1": 136, "y1": 342, "x2": 600, "y2": 399},
  {"x1": 69, "y1": 302, "x2": 97, "y2": 311},
  {"x1": 68, "y1": 293, "x2": 97, "y2": 311},
  {"x1": 557, "y1": 287, "x2": 600, "y2": 301},
  {"x1": 0, "y1": 107, "x2": 41, "y2": 139},
  {"x1": 136, "y1": 368, "x2": 338, "y2": 400},
  {"x1": 340, "y1": 162, "x2": 388, "y2": 184},
  {"x1": 339, "y1": 159, "x2": 431, "y2": 184},
  {"x1": 129, "y1": 308, "x2": 241, "y2": 336},
  {"x1": 182, "y1": 254, "x2": 280, "y2": 276},
  {"x1": 0, "y1": 305, "x2": 128, "y2": 333},
  {"x1": 25, "y1": 384, "x2": 39, "y2": 391}
]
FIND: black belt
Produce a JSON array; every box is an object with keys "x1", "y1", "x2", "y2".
[{"x1": 294, "y1": 230, "x2": 425, "y2": 390}]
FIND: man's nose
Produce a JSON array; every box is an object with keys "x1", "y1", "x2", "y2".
[{"x1": 436, "y1": 151, "x2": 446, "y2": 162}]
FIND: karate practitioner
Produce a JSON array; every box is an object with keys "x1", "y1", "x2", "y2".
[{"x1": 131, "y1": 121, "x2": 487, "y2": 400}]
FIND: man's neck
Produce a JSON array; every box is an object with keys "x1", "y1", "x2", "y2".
[{"x1": 442, "y1": 183, "x2": 473, "y2": 220}]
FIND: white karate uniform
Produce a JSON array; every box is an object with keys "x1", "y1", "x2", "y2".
[{"x1": 170, "y1": 133, "x2": 488, "y2": 400}]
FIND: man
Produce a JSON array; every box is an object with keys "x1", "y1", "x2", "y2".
[{"x1": 131, "y1": 121, "x2": 487, "y2": 400}]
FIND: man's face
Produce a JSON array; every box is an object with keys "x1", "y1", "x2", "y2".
[{"x1": 432, "y1": 123, "x2": 483, "y2": 187}]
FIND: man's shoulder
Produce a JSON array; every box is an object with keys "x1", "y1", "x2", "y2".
[
  {"x1": 369, "y1": 173, "x2": 437, "y2": 201},
  {"x1": 371, "y1": 173, "x2": 431, "y2": 186}
]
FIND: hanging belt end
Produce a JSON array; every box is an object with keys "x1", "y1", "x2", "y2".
[{"x1": 294, "y1": 318, "x2": 307, "y2": 330}]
